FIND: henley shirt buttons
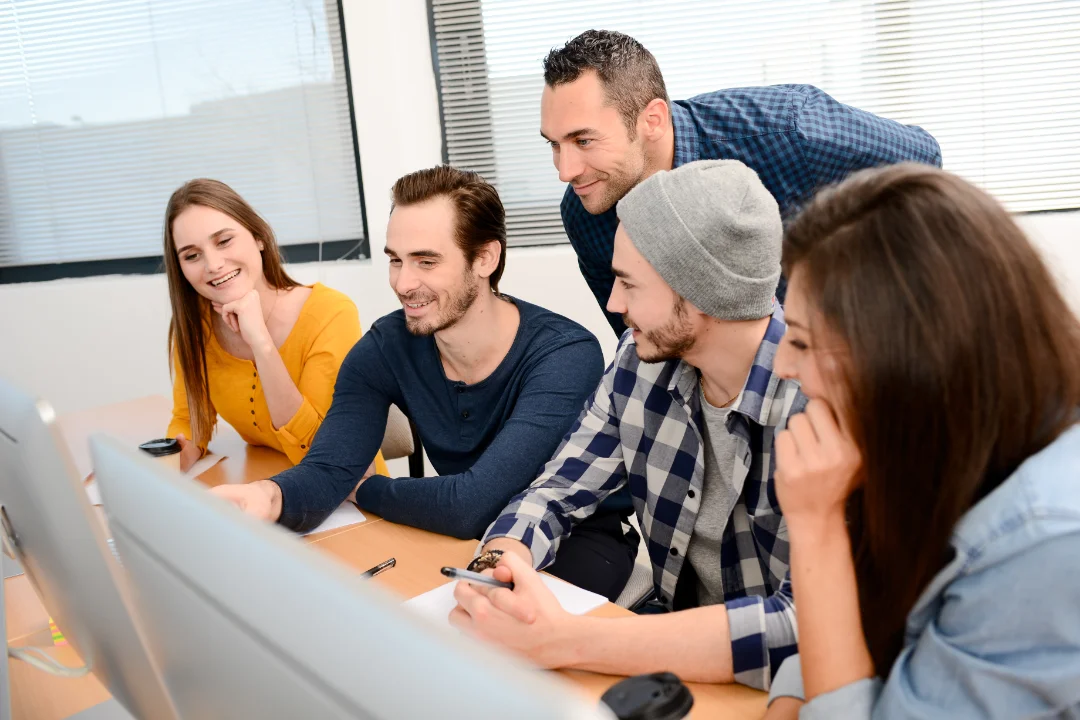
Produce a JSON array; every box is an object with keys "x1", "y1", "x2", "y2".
[
  {"x1": 687, "y1": 489, "x2": 696, "y2": 499},
  {"x1": 669, "y1": 547, "x2": 679, "y2": 557}
]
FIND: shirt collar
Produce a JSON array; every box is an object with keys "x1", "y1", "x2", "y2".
[
  {"x1": 670, "y1": 102, "x2": 700, "y2": 169},
  {"x1": 668, "y1": 301, "x2": 790, "y2": 428}
]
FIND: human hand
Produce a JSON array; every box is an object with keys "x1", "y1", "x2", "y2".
[
  {"x1": 346, "y1": 462, "x2": 378, "y2": 504},
  {"x1": 774, "y1": 399, "x2": 862, "y2": 524},
  {"x1": 209, "y1": 479, "x2": 282, "y2": 522},
  {"x1": 214, "y1": 290, "x2": 271, "y2": 350},
  {"x1": 174, "y1": 433, "x2": 203, "y2": 473},
  {"x1": 448, "y1": 552, "x2": 578, "y2": 668}
]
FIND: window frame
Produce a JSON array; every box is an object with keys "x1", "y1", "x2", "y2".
[{"x1": 0, "y1": 0, "x2": 369, "y2": 285}]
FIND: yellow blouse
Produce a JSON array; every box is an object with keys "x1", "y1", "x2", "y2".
[{"x1": 168, "y1": 283, "x2": 387, "y2": 473}]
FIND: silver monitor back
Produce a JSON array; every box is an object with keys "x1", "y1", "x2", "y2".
[
  {"x1": 90, "y1": 434, "x2": 614, "y2": 720},
  {"x1": 0, "y1": 377, "x2": 176, "y2": 719}
]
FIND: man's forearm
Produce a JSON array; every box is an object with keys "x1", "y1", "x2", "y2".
[{"x1": 560, "y1": 605, "x2": 735, "y2": 684}]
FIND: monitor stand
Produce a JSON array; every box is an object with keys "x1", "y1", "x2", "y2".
[{"x1": 0, "y1": 517, "x2": 133, "y2": 720}]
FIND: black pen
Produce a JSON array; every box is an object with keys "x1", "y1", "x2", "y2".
[
  {"x1": 441, "y1": 566, "x2": 514, "y2": 590},
  {"x1": 359, "y1": 557, "x2": 396, "y2": 579}
]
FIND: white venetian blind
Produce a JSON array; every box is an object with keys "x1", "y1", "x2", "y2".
[
  {"x1": 0, "y1": 0, "x2": 364, "y2": 268},
  {"x1": 430, "y1": 0, "x2": 1080, "y2": 247}
]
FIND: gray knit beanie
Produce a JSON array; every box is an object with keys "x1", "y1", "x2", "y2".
[{"x1": 615, "y1": 159, "x2": 782, "y2": 321}]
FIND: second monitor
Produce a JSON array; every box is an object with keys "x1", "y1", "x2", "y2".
[{"x1": 91, "y1": 434, "x2": 614, "y2": 720}]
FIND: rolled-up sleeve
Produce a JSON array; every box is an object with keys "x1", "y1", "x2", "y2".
[{"x1": 728, "y1": 573, "x2": 799, "y2": 691}]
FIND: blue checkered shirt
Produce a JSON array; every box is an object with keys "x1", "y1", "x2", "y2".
[
  {"x1": 483, "y1": 305, "x2": 808, "y2": 690},
  {"x1": 562, "y1": 84, "x2": 943, "y2": 335}
]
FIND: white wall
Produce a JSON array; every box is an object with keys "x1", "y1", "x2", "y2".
[{"x1": 0, "y1": 0, "x2": 1078, "y2": 418}]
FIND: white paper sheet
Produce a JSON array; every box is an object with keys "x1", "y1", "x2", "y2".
[
  {"x1": 185, "y1": 451, "x2": 225, "y2": 478},
  {"x1": 405, "y1": 575, "x2": 607, "y2": 627},
  {"x1": 301, "y1": 502, "x2": 367, "y2": 536},
  {"x1": 84, "y1": 451, "x2": 225, "y2": 506}
]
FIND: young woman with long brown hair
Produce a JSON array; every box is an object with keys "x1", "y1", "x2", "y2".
[
  {"x1": 765, "y1": 164, "x2": 1080, "y2": 718},
  {"x1": 164, "y1": 179, "x2": 386, "y2": 475}
]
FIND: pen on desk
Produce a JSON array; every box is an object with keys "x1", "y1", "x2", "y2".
[
  {"x1": 359, "y1": 557, "x2": 396, "y2": 579},
  {"x1": 440, "y1": 566, "x2": 514, "y2": 590}
]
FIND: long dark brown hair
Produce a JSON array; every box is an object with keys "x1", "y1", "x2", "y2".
[
  {"x1": 163, "y1": 179, "x2": 299, "y2": 446},
  {"x1": 783, "y1": 163, "x2": 1080, "y2": 675}
]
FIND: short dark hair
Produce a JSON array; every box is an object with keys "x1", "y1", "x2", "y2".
[
  {"x1": 390, "y1": 165, "x2": 507, "y2": 292},
  {"x1": 543, "y1": 30, "x2": 669, "y2": 132}
]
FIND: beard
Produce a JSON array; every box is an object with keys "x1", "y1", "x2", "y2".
[
  {"x1": 403, "y1": 269, "x2": 481, "y2": 337},
  {"x1": 576, "y1": 140, "x2": 650, "y2": 215},
  {"x1": 625, "y1": 297, "x2": 696, "y2": 363}
]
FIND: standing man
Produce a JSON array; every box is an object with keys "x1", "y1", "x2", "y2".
[{"x1": 541, "y1": 29, "x2": 942, "y2": 335}]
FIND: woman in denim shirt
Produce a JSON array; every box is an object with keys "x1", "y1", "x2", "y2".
[{"x1": 764, "y1": 164, "x2": 1080, "y2": 719}]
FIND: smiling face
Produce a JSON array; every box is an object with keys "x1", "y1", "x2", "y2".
[
  {"x1": 541, "y1": 71, "x2": 650, "y2": 215},
  {"x1": 607, "y1": 224, "x2": 704, "y2": 362},
  {"x1": 773, "y1": 269, "x2": 851, "y2": 415},
  {"x1": 385, "y1": 196, "x2": 483, "y2": 336},
  {"x1": 172, "y1": 204, "x2": 267, "y2": 303}
]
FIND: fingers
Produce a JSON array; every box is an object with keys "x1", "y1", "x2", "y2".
[
  {"x1": 452, "y1": 578, "x2": 492, "y2": 620},
  {"x1": 488, "y1": 586, "x2": 536, "y2": 624},
  {"x1": 774, "y1": 428, "x2": 797, "y2": 471},
  {"x1": 448, "y1": 606, "x2": 473, "y2": 632},
  {"x1": 804, "y1": 399, "x2": 842, "y2": 447}
]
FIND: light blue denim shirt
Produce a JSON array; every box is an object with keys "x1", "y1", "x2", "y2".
[{"x1": 769, "y1": 422, "x2": 1080, "y2": 718}]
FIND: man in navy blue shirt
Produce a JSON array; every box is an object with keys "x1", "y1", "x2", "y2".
[
  {"x1": 541, "y1": 30, "x2": 943, "y2": 336},
  {"x1": 212, "y1": 166, "x2": 638, "y2": 600}
]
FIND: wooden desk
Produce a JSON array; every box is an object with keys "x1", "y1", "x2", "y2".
[{"x1": 5, "y1": 397, "x2": 766, "y2": 719}]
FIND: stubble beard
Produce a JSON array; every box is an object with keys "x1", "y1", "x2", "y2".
[{"x1": 404, "y1": 270, "x2": 481, "y2": 337}]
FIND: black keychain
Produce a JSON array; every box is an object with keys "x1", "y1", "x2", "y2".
[
  {"x1": 600, "y1": 671, "x2": 694, "y2": 720},
  {"x1": 138, "y1": 438, "x2": 181, "y2": 457}
]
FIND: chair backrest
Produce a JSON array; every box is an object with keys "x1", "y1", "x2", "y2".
[{"x1": 379, "y1": 404, "x2": 414, "y2": 461}]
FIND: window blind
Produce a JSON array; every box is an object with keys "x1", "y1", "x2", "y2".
[
  {"x1": 0, "y1": 0, "x2": 365, "y2": 268},
  {"x1": 430, "y1": 0, "x2": 1080, "y2": 247}
]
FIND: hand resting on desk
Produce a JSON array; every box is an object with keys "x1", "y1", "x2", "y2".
[
  {"x1": 211, "y1": 479, "x2": 283, "y2": 522},
  {"x1": 174, "y1": 433, "x2": 204, "y2": 473}
]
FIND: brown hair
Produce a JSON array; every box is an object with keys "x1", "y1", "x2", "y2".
[
  {"x1": 783, "y1": 163, "x2": 1080, "y2": 674},
  {"x1": 390, "y1": 165, "x2": 507, "y2": 292},
  {"x1": 163, "y1": 179, "x2": 299, "y2": 446},
  {"x1": 543, "y1": 30, "x2": 669, "y2": 133}
]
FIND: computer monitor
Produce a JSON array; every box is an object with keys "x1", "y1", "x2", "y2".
[
  {"x1": 0, "y1": 377, "x2": 177, "y2": 719},
  {"x1": 90, "y1": 434, "x2": 614, "y2": 720}
]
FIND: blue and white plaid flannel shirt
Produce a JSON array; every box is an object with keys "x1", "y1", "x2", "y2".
[
  {"x1": 483, "y1": 304, "x2": 807, "y2": 690},
  {"x1": 562, "y1": 84, "x2": 943, "y2": 335}
]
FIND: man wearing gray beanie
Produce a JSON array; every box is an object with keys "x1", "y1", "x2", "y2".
[{"x1": 461, "y1": 159, "x2": 809, "y2": 693}]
